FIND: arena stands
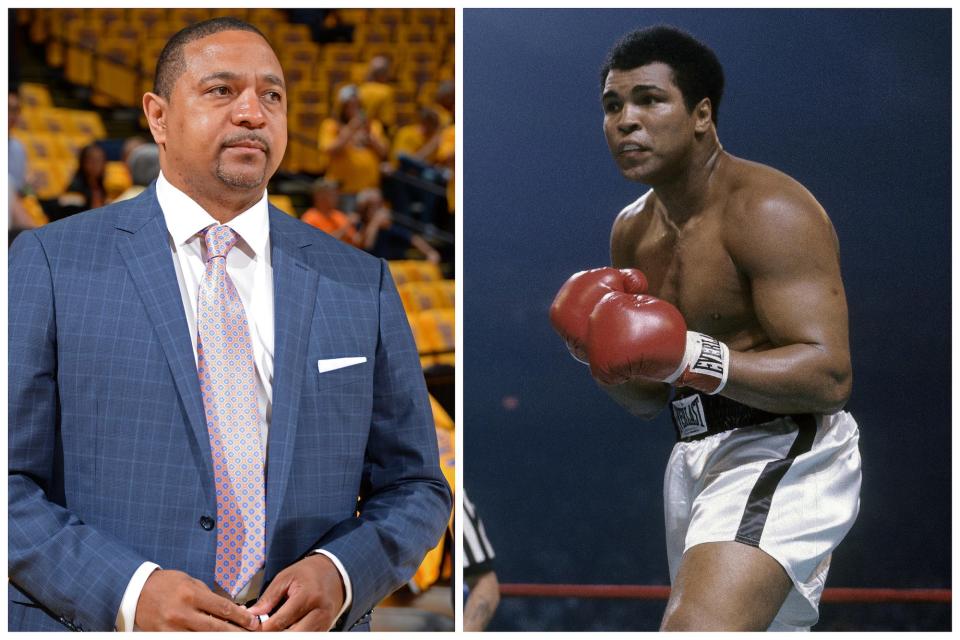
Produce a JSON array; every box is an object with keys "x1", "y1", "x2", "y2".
[{"x1": 12, "y1": 8, "x2": 454, "y2": 241}]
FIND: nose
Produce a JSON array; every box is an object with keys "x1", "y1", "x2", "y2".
[
  {"x1": 617, "y1": 103, "x2": 642, "y2": 135},
  {"x1": 232, "y1": 89, "x2": 266, "y2": 128}
]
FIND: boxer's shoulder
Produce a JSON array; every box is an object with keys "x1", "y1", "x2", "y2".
[{"x1": 719, "y1": 156, "x2": 835, "y2": 261}]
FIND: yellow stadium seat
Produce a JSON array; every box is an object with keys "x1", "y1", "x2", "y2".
[
  {"x1": 87, "y1": 7, "x2": 126, "y2": 28},
  {"x1": 129, "y1": 8, "x2": 167, "y2": 31},
  {"x1": 28, "y1": 9, "x2": 51, "y2": 46},
  {"x1": 412, "y1": 8, "x2": 448, "y2": 31},
  {"x1": 415, "y1": 308, "x2": 455, "y2": 364},
  {"x1": 273, "y1": 23, "x2": 312, "y2": 47},
  {"x1": 104, "y1": 161, "x2": 132, "y2": 201},
  {"x1": 388, "y1": 259, "x2": 443, "y2": 285},
  {"x1": 28, "y1": 159, "x2": 72, "y2": 200},
  {"x1": 398, "y1": 280, "x2": 455, "y2": 313},
  {"x1": 20, "y1": 132, "x2": 69, "y2": 163},
  {"x1": 371, "y1": 8, "x2": 407, "y2": 30},
  {"x1": 22, "y1": 195, "x2": 50, "y2": 226},
  {"x1": 104, "y1": 21, "x2": 145, "y2": 44},
  {"x1": 67, "y1": 111, "x2": 107, "y2": 139},
  {"x1": 281, "y1": 41, "x2": 320, "y2": 68},
  {"x1": 396, "y1": 24, "x2": 434, "y2": 45},
  {"x1": 320, "y1": 43, "x2": 360, "y2": 68},
  {"x1": 336, "y1": 9, "x2": 368, "y2": 25},
  {"x1": 170, "y1": 8, "x2": 212, "y2": 29},
  {"x1": 291, "y1": 83, "x2": 329, "y2": 109},
  {"x1": 210, "y1": 8, "x2": 250, "y2": 21},
  {"x1": 146, "y1": 21, "x2": 180, "y2": 42},
  {"x1": 95, "y1": 39, "x2": 140, "y2": 106},
  {"x1": 268, "y1": 195, "x2": 297, "y2": 216},
  {"x1": 283, "y1": 63, "x2": 310, "y2": 88},
  {"x1": 404, "y1": 44, "x2": 440, "y2": 68},
  {"x1": 19, "y1": 83, "x2": 53, "y2": 109},
  {"x1": 64, "y1": 23, "x2": 100, "y2": 87},
  {"x1": 353, "y1": 24, "x2": 393, "y2": 46}
]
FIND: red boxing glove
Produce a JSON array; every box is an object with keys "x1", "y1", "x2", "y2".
[
  {"x1": 549, "y1": 267, "x2": 648, "y2": 363},
  {"x1": 586, "y1": 291, "x2": 730, "y2": 394}
]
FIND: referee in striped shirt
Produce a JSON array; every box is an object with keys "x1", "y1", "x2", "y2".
[{"x1": 463, "y1": 489, "x2": 499, "y2": 631}]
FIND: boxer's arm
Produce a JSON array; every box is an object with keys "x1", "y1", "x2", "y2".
[{"x1": 721, "y1": 189, "x2": 852, "y2": 414}]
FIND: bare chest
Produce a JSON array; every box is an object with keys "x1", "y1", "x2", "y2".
[{"x1": 622, "y1": 215, "x2": 753, "y2": 339}]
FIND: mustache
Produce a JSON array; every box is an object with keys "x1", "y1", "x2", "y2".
[{"x1": 221, "y1": 132, "x2": 270, "y2": 154}]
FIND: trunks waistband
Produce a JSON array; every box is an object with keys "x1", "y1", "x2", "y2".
[{"x1": 670, "y1": 391, "x2": 810, "y2": 442}]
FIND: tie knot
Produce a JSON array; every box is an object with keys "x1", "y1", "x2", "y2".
[{"x1": 202, "y1": 225, "x2": 239, "y2": 259}]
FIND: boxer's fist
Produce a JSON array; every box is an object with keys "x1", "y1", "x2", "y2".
[
  {"x1": 587, "y1": 292, "x2": 729, "y2": 394},
  {"x1": 550, "y1": 267, "x2": 648, "y2": 362}
]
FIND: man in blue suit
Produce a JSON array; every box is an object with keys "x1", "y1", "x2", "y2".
[{"x1": 8, "y1": 17, "x2": 451, "y2": 631}]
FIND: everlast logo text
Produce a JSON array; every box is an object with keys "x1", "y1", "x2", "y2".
[
  {"x1": 671, "y1": 394, "x2": 708, "y2": 439},
  {"x1": 691, "y1": 335, "x2": 724, "y2": 377}
]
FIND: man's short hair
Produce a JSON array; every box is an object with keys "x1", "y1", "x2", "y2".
[
  {"x1": 600, "y1": 25, "x2": 724, "y2": 125},
  {"x1": 153, "y1": 17, "x2": 271, "y2": 99}
]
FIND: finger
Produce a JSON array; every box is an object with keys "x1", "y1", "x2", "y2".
[
  {"x1": 260, "y1": 589, "x2": 310, "y2": 632},
  {"x1": 288, "y1": 609, "x2": 335, "y2": 632},
  {"x1": 186, "y1": 610, "x2": 252, "y2": 632},
  {"x1": 193, "y1": 587, "x2": 259, "y2": 631},
  {"x1": 247, "y1": 572, "x2": 291, "y2": 616}
]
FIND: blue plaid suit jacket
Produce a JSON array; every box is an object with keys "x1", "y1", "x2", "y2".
[{"x1": 8, "y1": 184, "x2": 451, "y2": 631}]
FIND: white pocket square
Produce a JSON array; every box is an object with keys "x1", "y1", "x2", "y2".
[{"x1": 317, "y1": 357, "x2": 367, "y2": 374}]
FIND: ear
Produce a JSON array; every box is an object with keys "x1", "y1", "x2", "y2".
[
  {"x1": 142, "y1": 92, "x2": 168, "y2": 146},
  {"x1": 693, "y1": 97, "x2": 713, "y2": 134}
]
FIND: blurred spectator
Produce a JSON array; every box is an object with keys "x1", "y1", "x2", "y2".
[
  {"x1": 386, "y1": 106, "x2": 448, "y2": 225},
  {"x1": 359, "y1": 55, "x2": 396, "y2": 132},
  {"x1": 101, "y1": 136, "x2": 148, "y2": 202},
  {"x1": 58, "y1": 144, "x2": 107, "y2": 214},
  {"x1": 121, "y1": 136, "x2": 147, "y2": 165},
  {"x1": 320, "y1": 84, "x2": 389, "y2": 212},
  {"x1": 300, "y1": 178, "x2": 360, "y2": 245},
  {"x1": 390, "y1": 106, "x2": 442, "y2": 166},
  {"x1": 355, "y1": 187, "x2": 439, "y2": 264},
  {"x1": 114, "y1": 143, "x2": 160, "y2": 202},
  {"x1": 9, "y1": 90, "x2": 28, "y2": 195},
  {"x1": 433, "y1": 80, "x2": 455, "y2": 127},
  {"x1": 9, "y1": 90, "x2": 37, "y2": 242}
]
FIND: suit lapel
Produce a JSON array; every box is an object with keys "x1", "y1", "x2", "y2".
[
  {"x1": 114, "y1": 188, "x2": 215, "y2": 490},
  {"x1": 265, "y1": 211, "x2": 318, "y2": 552}
]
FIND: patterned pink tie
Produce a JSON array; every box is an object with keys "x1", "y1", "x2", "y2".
[{"x1": 196, "y1": 224, "x2": 265, "y2": 598}]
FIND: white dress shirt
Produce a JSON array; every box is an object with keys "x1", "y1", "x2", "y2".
[{"x1": 116, "y1": 173, "x2": 351, "y2": 630}]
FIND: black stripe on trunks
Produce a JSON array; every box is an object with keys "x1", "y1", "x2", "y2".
[{"x1": 734, "y1": 414, "x2": 818, "y2": 546}]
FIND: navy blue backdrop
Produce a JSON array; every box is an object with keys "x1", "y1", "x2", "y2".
[{"x1": 463, "y1": 9, "x2": 951, "y2": 631}]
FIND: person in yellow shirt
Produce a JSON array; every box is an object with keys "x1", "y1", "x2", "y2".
[
  {"x1": 390, "y1": 107, "x2": 442, "y2": 167},
  {"x1": 384, "y1": 107, "x2": 453, "y2": 226},
  {"x1": 358, "y1": 56, "x2": 396, "y2": 133},
  {"x1": 319, "y1": 84, "x2": 388, "y2": 212}
]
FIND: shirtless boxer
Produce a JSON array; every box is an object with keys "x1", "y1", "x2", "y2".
[{"x1": 550, "y1": 26, "x2": 861, "y2": 631}]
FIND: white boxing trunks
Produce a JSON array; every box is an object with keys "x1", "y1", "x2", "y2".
[{"x1": 664, "y1": 395, "x2": 861, "y2": 631}]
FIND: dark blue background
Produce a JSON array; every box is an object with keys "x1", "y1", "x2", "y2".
[{"x1": 463, "y1": 9, "x2": 951, "y2": 631}]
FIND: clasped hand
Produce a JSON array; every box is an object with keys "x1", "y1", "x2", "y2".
[{"x1": 136, "y1": 555, "x2": 345, "y2": 631}]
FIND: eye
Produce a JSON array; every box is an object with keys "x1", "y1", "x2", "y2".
[
  {"x1": 603, "y1": 101, "x2": 622, "y2": 114},
  {"x1": 264, "y1": 91, "x2": 283, "y2": 103},
  {"x1": 208, "y1": 86, "x2": 231, "y2": 96}
]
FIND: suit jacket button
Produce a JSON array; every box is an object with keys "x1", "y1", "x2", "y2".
[{"x1": 199, "y1": 515, "x2": 215, "y2": 531}]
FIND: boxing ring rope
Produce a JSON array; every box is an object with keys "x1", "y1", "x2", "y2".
[{"x1": 499, "y1": 583, "x2": 951, "y2": 604}]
